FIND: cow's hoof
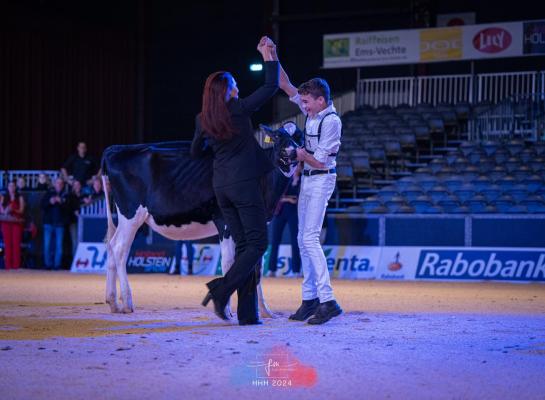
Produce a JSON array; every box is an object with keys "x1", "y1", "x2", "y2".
[
  {"x1": 106, "y1": 299, "x2": 121, "y2": 313},
  {"x1": 225, "y1": 304, "x2": 235, "y2": 320},
  {"x1": 121, "y1": 306, "x2": 134, "y2": 314},
  {"x1": 260, "y1": 308, "x2": 279, "y2": 319}
]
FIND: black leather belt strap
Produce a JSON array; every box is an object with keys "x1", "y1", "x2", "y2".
[{"x1": 302, "y1": 168, "x2": 336, "y2": 176}]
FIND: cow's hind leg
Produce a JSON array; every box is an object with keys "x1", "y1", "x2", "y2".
[
  {"x1": 257, "y1": 260, "x2": 278, "y2": 318},
  {"x1": 110, "y1": 205, "x2": 149, "y2": 313},
  {"x1": 219, "y1": 235, "x2": 235, "y2": 319}
]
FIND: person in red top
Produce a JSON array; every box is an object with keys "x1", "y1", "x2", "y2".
[{"x1": 0, "y1": 181, "x2": 26, "y2": 269}]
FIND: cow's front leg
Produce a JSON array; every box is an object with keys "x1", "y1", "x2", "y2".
[
  {"x1": 105, "y1": 242, "x2": 121, "y2": 313},
  {"x1": 112, "y1": 206, "x2": 148, "y2": 313},
  {"x1": 111, "y1": 234, "x2": 134, "y2": 313}
]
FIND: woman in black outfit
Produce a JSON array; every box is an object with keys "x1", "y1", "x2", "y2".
[{"x1": 191, "y1": 37, "x2": 279, "y2": 325}]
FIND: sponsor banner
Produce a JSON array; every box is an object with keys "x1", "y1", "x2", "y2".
[
  {"x1": 416, "y1": 248, "x2": 545, "y2": 282},
  {"x1": 179, "y1": 244, "x2": 221, "y2": 276},
  {"x1": 71, "y1": 242, "x2": 221, "y2": 275},
  {"x1": 127, "y1": 246, "x2": 175, "y2": 273},
  {"x1": 420, "y1": 27, "x2": 463, "y2": 62},
  {"x1": 324, "y1": 19, "x2": 542, "y2": 68},
  {"x1": 376, "y1": 247, "x2": 420, "y2": 280},
  {"x1": 323, "y1": 29, "x2": 420, "y2": 68},
  {"x1": 437, "y1": 12, "x2": 476, "y2": 27},
  {"x1": 375, "y1": 246, "x2": 545, "y2": 282},
  {"x1": 263, "y1": 245, "x2": 380, "y2": 279},
  {"x1": 71, "y1": 243, "x2": 108, "y2": 273},
  {"x1": 523, "y1": 20, "x2": 545, "y2": 54},
  {"x1": 72, "y1": 243, "x2": 545, "y2": 282},
  {"x1": 463, "y1": 22, "x2": 522, "y2": 60}
]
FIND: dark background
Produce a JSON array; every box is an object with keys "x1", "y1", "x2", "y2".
[{"x1": 1, "y1": 0, "x2": 544, "y2": 169}]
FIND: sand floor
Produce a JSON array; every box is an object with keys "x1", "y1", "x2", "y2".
[{"x1": 0, "y1": 270, "x2": 544, "y2": 400}]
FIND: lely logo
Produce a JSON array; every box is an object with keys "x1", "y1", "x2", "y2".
[
  {"x1": 231, "y1": 345, "x2": 317, "y2": 389},
  {"x1": 473, "y1": 28, "x2": 512, "y2": 53}
]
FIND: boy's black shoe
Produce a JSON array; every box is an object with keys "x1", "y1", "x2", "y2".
[
  {"x1": 307, "y1": 300, "x2": 342, "y2": 325},
  {"x1": 289, "y1": 298, "x2": 319, "y2": 321}
]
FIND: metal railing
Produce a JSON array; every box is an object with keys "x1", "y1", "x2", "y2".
[
  {"x1": 357, "y1": 77, "x2": 413, "y2": 108},
  {"x1": 477, "y1": 71, "x2": 538, "y2": 103},
  {"x1": 80, "y1": 198, "x2": 109, "y2": 216},
  {"x1": 1, "y1": 170, "x2": 60, "y2": 189},
  {"x1": 472, "y1": 92, "x2": 545, "y2": 141},
  {"x1": 417, "y1": 74, "x2": 473, "y2": 105},
  {"x1": 357, "y1": 71, "x2": 545, "y2": 107}
]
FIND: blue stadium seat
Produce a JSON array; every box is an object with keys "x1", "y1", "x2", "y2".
[
  {"x1": 480, "y1": 186, "x2": 503, "y2": 202},
  {"x1": 361, "y1": 197, "x2": 383, "y2": 213},
  {"x1": 481, "y1": 140, "x2": 500, "y2": 156},
  {"x1": 464, "y1": 200, "x2": 489, "y2": 213},
  {"x1": 519, "y1": 199, "x2": 545, "y2": 213},
  {"x1": 496, "y1": 176, "x2": 517, "y2": 191},
  {"x1": 453, "y1": 183, "x2": 476, "y2": 202},
  {"x1": 523, "y1": 175, "x2": 544, "y2": 193},
  {"x1": 504, "y1": 185, "x2": 530, "y2": 202},
  {"x1": 428, "y1": 186, "x2": 450, "y2": 202},
  {"x1": 505, "y1": 204, "x2": 528, "y2": 214}
]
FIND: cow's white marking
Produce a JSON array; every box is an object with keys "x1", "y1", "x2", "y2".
[{"x1": 103, "y1": 176, "x2": 273, "y2": 318}]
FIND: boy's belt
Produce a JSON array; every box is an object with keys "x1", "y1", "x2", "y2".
[{"x1": 302, "y1": 168, "x2": 336, "y2": 176}]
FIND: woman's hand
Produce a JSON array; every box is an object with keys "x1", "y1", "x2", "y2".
[{"x1": 257, "y1": 36, "x2": 276, "y2": 61}]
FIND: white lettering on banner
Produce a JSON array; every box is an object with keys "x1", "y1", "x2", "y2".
[
  {"x1": 473, "y1": 28, "x2": 511, "y2": 53},
  {"x1": 525, "y1": 32, "x2": 545, "y2": 44},
  {"x1": 416, "y1": 250, "x2": 545, "y2": 281},
  {"x1": 263, "y1": 245, "x2": 380, "y2": 279},
  {"x1": 421, "y1": 39, "x2": 461, "y2": 52},
  {"x1": 127, "y1": 256, "x2": 173, "y2": 268}
]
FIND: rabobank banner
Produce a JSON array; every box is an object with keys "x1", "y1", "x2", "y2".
[
  {"x1": 416, "y1": 249, "x2": 545, "y2": 282},
  {"x1": 324, "y1": 19, "x2": 545, "y2": 68},
  {"x1": 377, "y1": 246, "x2": 545, "y2": 282}
]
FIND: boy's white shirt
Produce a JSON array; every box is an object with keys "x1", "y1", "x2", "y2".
[{"x1": 289, "y1": 93, "x2": 342, "y2": 170}]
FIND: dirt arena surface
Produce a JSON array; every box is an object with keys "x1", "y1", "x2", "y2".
[{"x1": 1, "y1": 270, "x2": 544, "y2": 400}]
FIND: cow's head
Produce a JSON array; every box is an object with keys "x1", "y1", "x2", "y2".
[{"x1": 260, "y1": 122, "x2": 304, "y2": 177}]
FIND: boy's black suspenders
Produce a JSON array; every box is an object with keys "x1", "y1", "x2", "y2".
[{"x1": 303, "y1": 111, "x2": 338, "y2": 157}]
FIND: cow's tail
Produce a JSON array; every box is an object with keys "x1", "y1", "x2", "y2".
[{"x1": 101, "y1": 174, "x2": 117, "y2": 243}]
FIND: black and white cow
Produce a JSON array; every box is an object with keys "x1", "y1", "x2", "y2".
[{"x1": 100, "y1": 124, "x2": 302, "y2": 317}]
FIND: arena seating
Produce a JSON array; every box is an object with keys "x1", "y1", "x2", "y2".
[{"x1": 331, "y1": 102, "x2": 545, "y2": 214}]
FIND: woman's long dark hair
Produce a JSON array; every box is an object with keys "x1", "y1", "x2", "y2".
[
  {"x1": 200, "y1": 71, "x2": 236, "y2": 140},
  {"x1": 2, "y1": 181, "x2": 20, "y2": 208}
]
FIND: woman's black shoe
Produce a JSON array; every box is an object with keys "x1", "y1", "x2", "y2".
[{"x1": 201, "y1": 291, "x2": 228, "y2": 321}]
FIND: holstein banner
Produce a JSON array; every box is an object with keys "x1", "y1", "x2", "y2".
[
  {"x1": 324, "y1": 19, "x2": 545, "y2": 68},
  {"x1": 71, "y1": 242, "x2": 220, "y2": 275}
]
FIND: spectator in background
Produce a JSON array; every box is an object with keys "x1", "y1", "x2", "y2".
[
  {"x1": 67, "y1": 180, "x2": 85, "y2": 256},
  {"x1": 267, "y1": 171, "x2": 302, "y2": 278},
  {"x1": 61, "y1": 142, "x2": 99, "y2": 186},
  {"x1": 171, "y1": 241, "x2": 195, "y2": 275},
  {"x1": 16, "y1": 177, "x2": 27, "y2": 191},
  {"x1": 41, "y1": 178, "x2": 70, "y2": 270},
  {"x1": 0, "y1": 181, "x2": 25, "y2": 269},
  {"x1": 82, "y1": 176, "x2": 105, "y2": 206},
  {"x1": 36, "y1": 173, "x2": 51, "y2": 191}
]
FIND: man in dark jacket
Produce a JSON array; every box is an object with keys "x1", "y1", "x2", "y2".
[{"x1": 41, "y1": 178, "x2": 70, "y2": 270}]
